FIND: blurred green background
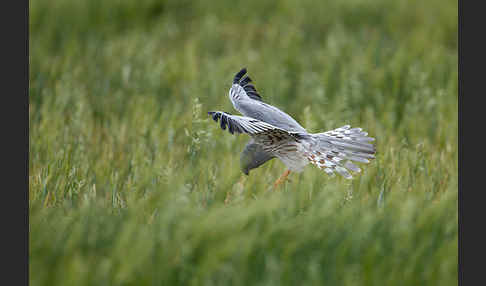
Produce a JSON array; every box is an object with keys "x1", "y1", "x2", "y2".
[{"x1": 29, "y1": 0, "x2": 457, "y2": 285}]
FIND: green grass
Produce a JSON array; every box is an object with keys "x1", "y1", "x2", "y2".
[{"x1": 29, "y1": 0, "x2": 458, "y2": 285}]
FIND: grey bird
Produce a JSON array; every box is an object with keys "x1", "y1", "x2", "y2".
[{"x1": 208, "y1": 68, "x2": 376, "y2": 187}]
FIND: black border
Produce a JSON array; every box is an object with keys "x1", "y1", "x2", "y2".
[
  {"x1": 20, "y1": 0, "x2": 29, "y2": 284},
  {"x1": 459, "y1": 1, "x2": 482, "y2": 285},
  {"x1": 3, "y1": 0, "x2": 29, "y2": 283}
]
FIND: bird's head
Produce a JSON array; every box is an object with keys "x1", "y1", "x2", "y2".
[{"x1": 240, "y1": 141, "x2": 275, "y2": 175}]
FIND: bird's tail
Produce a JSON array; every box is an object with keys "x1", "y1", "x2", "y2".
[{"x1": 305, "y1": 125, "x2": 376, "y2": 179}]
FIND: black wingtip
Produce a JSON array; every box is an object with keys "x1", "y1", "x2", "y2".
[
  {"x1": 231, "y1": 67, "x2": 263, "y2": 101},
  {"x1": 233, "y1": 67, "x2": 247, "y2": 84},
  {"x1": 208, "y1": 111, "x2": 219, "y2": 122},
  {"x1": 240, "y1": 75, "x2": 252, "y2": 86}
]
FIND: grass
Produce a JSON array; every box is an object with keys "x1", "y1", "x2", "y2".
[{"x1": 29, "y1": 0, "x2": 458, "y2": 285}]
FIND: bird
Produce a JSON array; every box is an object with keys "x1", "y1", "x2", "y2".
[{"x1": 208, "y1": 68, "x2": 376, "y2": 187}]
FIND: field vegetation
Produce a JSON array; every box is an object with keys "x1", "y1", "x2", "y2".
[{"x1": 29, "y1": 0, "x2": 458, "y2": 285}]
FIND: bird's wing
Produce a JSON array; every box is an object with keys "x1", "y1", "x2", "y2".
[
  {"x1": 229, "y1": 68, "x2": 307, "y2": 133},
  {"x1": 207, "y1": 111, "x2": 303, "y2": 140},
  {"x1": 231, "y1": 67, "x2": 262, "y2": 101}
]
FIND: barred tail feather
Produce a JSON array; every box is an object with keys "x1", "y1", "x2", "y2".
[{"x1": 306, "y1": 125, "x2": 376, "y2": 179}]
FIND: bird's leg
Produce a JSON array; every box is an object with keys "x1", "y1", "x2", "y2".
[{"x1": 273, "y1": 169, "x2": 291, "y2": 189}]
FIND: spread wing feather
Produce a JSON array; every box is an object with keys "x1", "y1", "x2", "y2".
[
  {"x1": 232, "y1": 68, "x2": 262, "y2": 101},
  {"x1": 208, "y1": 111, "x2": 302, "y2": 140}
]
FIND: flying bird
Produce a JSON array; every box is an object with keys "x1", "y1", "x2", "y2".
[{"x1": 208, "y1": 68, "x2": 376, "y2": 187}]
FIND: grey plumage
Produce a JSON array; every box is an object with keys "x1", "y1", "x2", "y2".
[
  {"x1": 240, "y1": 139, "x2": 275, "y2": 175},
  {"x1": 208, "y1": 68, "x2": 376, "y2": 179}
]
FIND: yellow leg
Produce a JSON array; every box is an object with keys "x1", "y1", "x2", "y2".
[{"x1": 273, "y1": 170, "x2": 291, "y2": 189}]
